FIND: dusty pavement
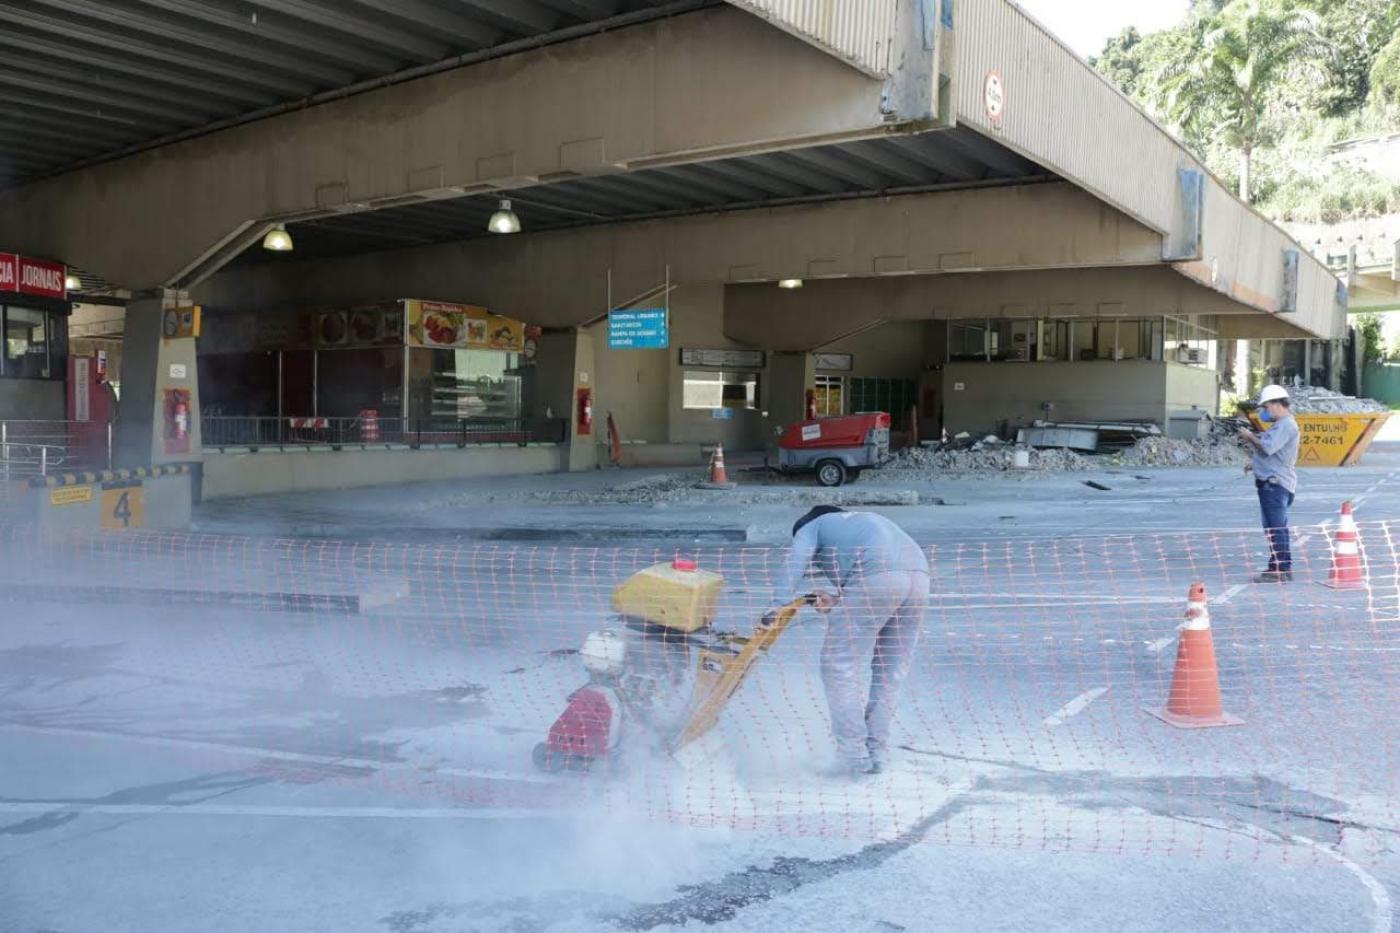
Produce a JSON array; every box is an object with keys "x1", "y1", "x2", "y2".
[{"x1": 4, "y1": 443, "x2": 1400, "y2": 931}]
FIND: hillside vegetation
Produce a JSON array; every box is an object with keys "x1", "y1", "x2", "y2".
[{"x1": 1091, "y1": 0, "x2": 1400, "y2": 222}]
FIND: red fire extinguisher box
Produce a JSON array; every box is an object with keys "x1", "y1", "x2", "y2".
[{"x1": 163, "y1": 388, "x2": 192, "y2": 455}]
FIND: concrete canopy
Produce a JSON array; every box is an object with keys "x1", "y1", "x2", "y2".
[
  {"x1": 723, "y1": 265, "x2": 1324, "y2": 352},
  {"x1": 0, "y1": 0, "x2": 1345, "y2": 340},
  {"x1": 0, "y1": 0, "x2": 719, "y2": 190}
]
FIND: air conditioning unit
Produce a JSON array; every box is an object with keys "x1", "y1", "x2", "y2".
[{"x1": 1186, "y1": 348, "x2": 1205, "y2": 364}]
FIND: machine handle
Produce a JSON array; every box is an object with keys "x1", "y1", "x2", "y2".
[{"x1": 758, "y1": 594, "x2": 818, "y2": 629}]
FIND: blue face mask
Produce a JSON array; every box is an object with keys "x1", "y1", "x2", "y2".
[{"x1": 1258, "y1": 407, "x2": 1274, "y2": 424}]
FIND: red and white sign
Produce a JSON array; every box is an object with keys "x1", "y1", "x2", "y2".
[
  {"x1": 984, "y1": 70, "x2": 1005, "y2": 128},
  {"x1": 0, "y1": 253, "x2": 66, "y2": 299}
]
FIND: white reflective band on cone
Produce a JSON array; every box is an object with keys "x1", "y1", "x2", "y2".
[{"x1": 1182, "y1": 604, "x2": 1211, "y2": 632}]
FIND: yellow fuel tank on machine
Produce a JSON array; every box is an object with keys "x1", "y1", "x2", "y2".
[{"x1": 611, "y1": 559, "x2": 723, "y2": 633}]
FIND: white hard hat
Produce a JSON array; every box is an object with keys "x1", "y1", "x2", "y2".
[
  {"x1": 580, "y1": 630, "x2": 626, "y2": 676},
  {"x1": 1257, "y1": 384, "x2": 1290, "y2": 405}
]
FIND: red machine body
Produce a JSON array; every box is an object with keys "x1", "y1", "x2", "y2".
[
  {"x1": 778, "y1": 411, "x2": 890, "y2": 451},
  {"x1": 534, "y1": 685, "x2": 617, "y2": 770},
  {"x1": 774, "y1": 411, "x2": 892, "y2": 487}
]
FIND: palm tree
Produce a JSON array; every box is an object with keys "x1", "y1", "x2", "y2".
[{"x1": 1156, "y1": 0, "x2": 1329, "y2": 202}]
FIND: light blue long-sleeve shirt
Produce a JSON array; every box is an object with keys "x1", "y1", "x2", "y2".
[
  {"x1": 773, "y1": 512, "x2": 930, "y2": 603},
  {"x1": 1253, "y1": 414, "x2": 1300, "y2": 493}
]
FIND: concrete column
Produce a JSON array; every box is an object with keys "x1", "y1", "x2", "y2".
[
  {"x1": 767, "y1": 351, "x2": 816, "y2": 433},
  {"x1": 114, "y1": 289, "x2": 201, "y2": 469},
  {"x1": 535, "y1": 328, "x2": 598, "y2": 472},
  {"x1": 1234, "y1": 339, "x2": 1251, "y2": 396}
]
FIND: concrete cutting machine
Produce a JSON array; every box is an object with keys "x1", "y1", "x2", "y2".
[
  {"x1": 774, "y1": 411, "x2": 891, "y2": 487},
  {"x1": 533, "y1": 558, "x2": 810, "y2": 772}
]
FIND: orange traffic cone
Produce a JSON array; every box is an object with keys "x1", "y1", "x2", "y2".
[
  {"x1": 1145, "y1": 583, "x2": 1244, "y2": 729},
  {"x1": 1322, "y1": 500, "x2": 1366, "y2": 590},
  {"x1": 699, "y1": 442, "x2": 736, "y2": 489},
  {"x1": 606, "y1": 412, "x2": 623, "y2": 466}
]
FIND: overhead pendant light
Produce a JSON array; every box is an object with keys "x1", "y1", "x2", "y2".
[
  {"x1": 63, "y1": 273, "x2": 82, "y2": 292},
  {"x1": 488, "y1": 199, "x2": 521, "y2": 235},
  {"x1": 778, "y1": 278, "x2": 804, "y2": 289},
  {"x1": 262, "y1": 223, "x2": 294, "y2": 252}
]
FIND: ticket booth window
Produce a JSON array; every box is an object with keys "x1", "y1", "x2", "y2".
[
  {"x1": 682, "y1": 371, "x2": 759, "y2": 410},
  {"x1": 2, "y1": 306, "x2": 62, "y2": 380}
]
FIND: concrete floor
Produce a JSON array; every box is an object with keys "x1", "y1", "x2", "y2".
[{"x1": 4, "y1": 444, "x2": 1400, "y2": 931}]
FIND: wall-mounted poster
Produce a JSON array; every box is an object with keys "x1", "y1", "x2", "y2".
[
  {"x1": 348, "y1": 308, "x2": 381, "y2": 344},
  {"x1": 382, "y1": 306, "x2": 404, "y2": 343},
  {"x1": 317, "y1": 310, "x2": 348, "y2": 347}
]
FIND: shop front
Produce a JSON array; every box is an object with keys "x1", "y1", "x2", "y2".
[
  {"x1": 199, "y1": 299, "x2": 550, "y2": 448},
  {"x1": 0, "y1": 253, "x2": 71, "y2": 423}
]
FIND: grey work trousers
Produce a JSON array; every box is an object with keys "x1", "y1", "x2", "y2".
[{"x1": 820, "y1": 570, "x2": 929, "y2": 764}]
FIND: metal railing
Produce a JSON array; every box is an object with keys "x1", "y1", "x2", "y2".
[
  {"x1": 202, "y1": 415, "x2": 567, "y2": 450},
  {"x1": 1, "y1": 419, "x2": 113, "y2": 483}
]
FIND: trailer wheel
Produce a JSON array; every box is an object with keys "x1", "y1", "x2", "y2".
[{"x1": 815, "y1": 459, "x2": 847, "y2": 487}]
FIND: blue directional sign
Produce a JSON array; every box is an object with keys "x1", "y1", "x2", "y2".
[{"x1": 608, "y1": 308, "x2": 669, "y2": 349}]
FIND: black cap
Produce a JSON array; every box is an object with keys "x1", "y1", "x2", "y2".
[{"x1": 793, "y1": 505, "x2": 845, "y2": 537}]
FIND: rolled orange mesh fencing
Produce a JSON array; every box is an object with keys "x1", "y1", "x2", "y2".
[{"x1": 1, "y1": 518, "x2": 1396, "y2": 864}]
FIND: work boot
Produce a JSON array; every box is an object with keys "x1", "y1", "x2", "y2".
[
  {"x1": 826, "y1": 758, "x2": 880, "y2": 779},
  {"x1": 1252, "y1": 570, "x2": 1294, "y2": 583}
]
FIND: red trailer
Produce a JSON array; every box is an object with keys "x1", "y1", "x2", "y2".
[{"x1": 775, "y1": 411, "x2": 891, "y2": 486}]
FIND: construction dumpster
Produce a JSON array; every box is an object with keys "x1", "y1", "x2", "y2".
[{"x1": 1251, "y1": 412, "x2": 1391, "y2": 467}]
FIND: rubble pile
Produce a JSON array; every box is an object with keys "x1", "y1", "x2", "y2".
[
  {"x1": 1285, "y1": 386, "x2": 1389, "y2": 414},
  {"x1": 880, "y1": 442, "x2": 1091, "y2": 475},
  {"x1": 1112, "y1": 435, "x2": 1247, "y2": 467}
]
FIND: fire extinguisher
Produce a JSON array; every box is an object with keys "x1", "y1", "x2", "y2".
[
  {"x1": 164, "y1": 388, "x2": 192, "y2": 455},
  {"x1": 577, "y1": 388, "x2": 593, "y2": 436},
  {"x1": 172, "y1": 398, "x2": 189, "y2": 440},
  {"x1": 805, "y1": 389, "x2": 817, "y2": 421}
]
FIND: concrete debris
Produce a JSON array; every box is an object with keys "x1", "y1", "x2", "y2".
[
  {"x1": 1282, "y1": 386, "x2": 1389, "y2": 414},
  {"x1": 879, "y1": 445, "x2": 1090, "y2": 475},
  {"x1": 881, "y1": 431, "x2": 1249, "y2": 475},
  {"x1": 1109, "y1": 435, "x2": 1247, "y2": 468}
]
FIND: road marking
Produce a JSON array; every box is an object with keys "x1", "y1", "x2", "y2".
[
  {"x1": 1213, "y1": 583, "x2": 1248, "y2": 605},
  {"x1": 1350, "y1": 470, "x2": 1398, "y2": 507},
  {"x1": 1290, "y1": 835, "x2": 1393, "y2": 933},
  {"x1": 0, "y1": 801, "x2": 547, "y2": 821},
  {"x1": 1144, "y1": 635, "x2": 1177, "y2": 654},
  {"x1": 1042, "y1": 687, "x2": 1109, "y2": 727},
  {"x1": 0, "y1": 722, "x2": 560, "y2": 786}
]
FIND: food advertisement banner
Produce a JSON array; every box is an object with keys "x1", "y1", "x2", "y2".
[{"x1": 406, "y1": 300, "x2": 525, "y2": 352}]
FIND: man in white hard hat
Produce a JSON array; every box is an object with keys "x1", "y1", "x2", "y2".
[
  {"x1": 773, "y1": 506, "x2": 931, "y2": 776},
  {"x1": 1238, "y1": 384, "x2": 1300, "y2": 582}
]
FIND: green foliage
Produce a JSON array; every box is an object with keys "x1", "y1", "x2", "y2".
[
  {"x1": 1373, "y1": 29, "x2": 1400, "y2": 108},
  {"x1": 1357, "y1": 313, "x2": 1385, "y2": 363},
  {"x1": 1259, "y1": 163, "x2": 1400, "y2": 222},
  {"x1": 1302, "y1": 0, "x2": 1400, "y2": 112},
  {"x1": 1152, "y1": 0, "x2": 1330, "y2": 201},
  {"x1": 1092, "y1": 0, "x2": 1400, "y2": 218}
]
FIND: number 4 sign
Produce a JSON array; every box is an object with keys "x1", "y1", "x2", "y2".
[{"x1": 100, "y1": 486, "x2": 144, "y2": 530}]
